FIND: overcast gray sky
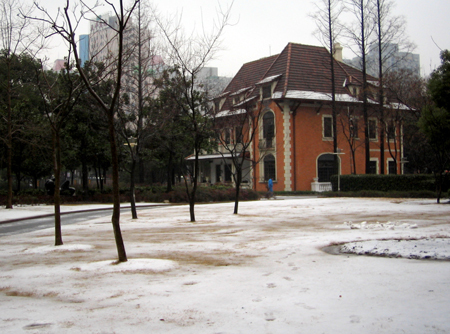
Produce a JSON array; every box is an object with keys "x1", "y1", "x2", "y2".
[{"x1": 47, "y1": 0, "x2": 450, "y2": 77}]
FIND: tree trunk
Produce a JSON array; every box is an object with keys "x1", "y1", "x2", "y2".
[
  {"x1": 360, "y1": 1, "x2": 371, "y2": 174},
  {"x1": 377, "y1": 0, "x2": 385, "y2": 175},
  {"x1": 138, "y1": 158, "x2": 145, "y2": 184},
  {"x1": 82, "y1": 157, "x2": 89, "y2": 200},
  {"x1": 102, "y1": 168, "x2": 106, "y2": 191},
  {"x1": 6, "y1": 64, "x2": 13, "y2": 209},
  {"x1": 53, "y1": 130, "x2": 63, "y2": 246},
  {"x1": 435, "y1": 171, "x2": 442, "y2": 204},
  {"x1": 328, "y1": 0, "x2": 338, "y2": 155},
  {"x1": 166, "y1": 151, "x2": 173, "y2": 192},
  {"x1": 189, "y1": 147, "x2": 201, "y2": 222},
  {"x1": 234, "y1": 168, "x2": 242, "y2": 214},
  {"x1": 94, "y1": 165, "x2": 100, "y2": 189},
  {"x1": 108, "y1": 111, "x2": 127, "y2": 262},
  {"x1": 15, "y1": 171, "x2": 21, "y2": 193},
  {"x1": 189, "y1": 195, "x2": 196, "y2": 222},
  {"x1": 130, "y1": 157, "x2": 137, "y2": 219}
]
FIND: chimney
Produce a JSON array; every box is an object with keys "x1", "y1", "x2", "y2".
[{"x1": 334, "y1": 43, "x2": 343, "y2": 62}]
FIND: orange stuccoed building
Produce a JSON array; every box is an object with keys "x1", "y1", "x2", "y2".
[{"x1": 194, "y1": 43, "x2": 406, "y2": 192}]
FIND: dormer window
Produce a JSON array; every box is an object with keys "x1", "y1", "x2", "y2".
[
  {"x1": 262, "y1": 85, "x2": 271, "y2": 99},
  {"x1": 256, "y1": 74, "x2": 281, "y2": 100},
  {"x1": 214, "y1": 100, "x2": 220, "y2": 112}
]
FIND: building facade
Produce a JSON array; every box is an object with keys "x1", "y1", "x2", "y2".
[{"x1": 202, "y1": 43, "x2": 405, "y2": 192}]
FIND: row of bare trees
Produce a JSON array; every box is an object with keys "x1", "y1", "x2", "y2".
[
  {"x1": 0, "y1": 0, "x2": 235, "y2": 263},
  {"x1": 311, "y1": 0, "x2": 416, "y2": 174}
]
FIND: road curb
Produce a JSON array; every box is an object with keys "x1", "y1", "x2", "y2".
[{"x1": 0, "y1": 204, "x2": 169, "y2": 225}]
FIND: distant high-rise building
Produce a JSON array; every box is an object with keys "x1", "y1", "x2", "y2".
[
  {"x1": 344, "y1": 43, "x2": 420, "y2": 77},
  {"x1": 198, "y1": 67, "x2": 231, "y2": 98},
  {"x1": 79, "y1": 34, "x2": 89, "y2": 67},
  {"x1": 88, "y1": 13, "x2": 121, "y2": 65},
  {"x1": 78, "y1": 14, "x2": 230, "y2": 107},
  {"x1": 52, "y1": 58, "x2": 67, "y2": 72}
]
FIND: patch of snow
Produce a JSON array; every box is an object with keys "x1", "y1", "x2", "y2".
[
  {"x1": 256, "y1": 74, "x2": 282, "y2": 85},
  {"x1": 23, "y1": 244, "x2": 94, "y2": 254},
  {"x1": 340, "y1": 238, "x2": 450, "y2": 260},
  {"x1": 76, "y1": 259, "x2": 179, "y2": 273},
  {"x1": 1, "y1": 197, "x2": 450, "y2": 333},
  {"x1": 339, "y1": 221, "x2": 419, "y2": 230}
]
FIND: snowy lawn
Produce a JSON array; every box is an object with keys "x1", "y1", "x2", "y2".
[{"x1": 1, "y1": 197, "x2": 450, "y2": 333}]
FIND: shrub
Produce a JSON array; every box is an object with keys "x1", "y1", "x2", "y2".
[{"x1": 0, "y1": 184, "x2": 261, "y2": 206}]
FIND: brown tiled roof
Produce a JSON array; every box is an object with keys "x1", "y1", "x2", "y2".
[
  {"x1": 217, "y1": 42, "x2": 379, "y2": 111},
  {"x1": 219, "y1": 55, "x2": 278, "y2": 111},
  {"x1": 223, "y1": 54, "x2": 278, "y2": 94}
]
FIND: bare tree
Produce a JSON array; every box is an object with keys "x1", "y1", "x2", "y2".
[
  {"x1": 0, "y1": 0, "x2": 47, "y2": 209},
  {"x1": 36, "y1": 56, "x2": 82, "y2": 246},
  {"x1": 372, "y1": 0, "x2": 415, "y2": 174},
  {"x1": 338, "y1": 105, "x2": 366, "y2": 173},
  {"x1": 311, "y1": 0, "x2": 345, "y2": 155},
  {"x1": 344, "y1": 0, "x2": 376, "y2": 174},
  {"x1": 214, "y1": 95, "x2": 263, "y2": 214},
  {"x1": 155, "y1": 2, "x2": 233, "y2": 222},
  {"x1": 384, "y1": 69, "x2": 429, "y2": 175},
  {"x1": 116, "y1": 0, "x2": 161, "y2": 219},
  {"x1": 32, "y1": 0, "x2": 139, "y2": 262}
]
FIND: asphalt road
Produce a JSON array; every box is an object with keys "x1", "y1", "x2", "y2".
[{"x1": 0, "y1": 206, "x2": 157, "y2": 237}]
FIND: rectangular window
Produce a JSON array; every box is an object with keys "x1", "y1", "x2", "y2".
[
  {"x1": 223, "y1": 129, "x2": 230, "y2": 145},
  {"x1": 368, "y1": 119, "x2": 377, "y2": 140},
  {"x1": 216, "y1": 165, "x2": 222, "y2": 183},
  {"x1": 368, "y1": 160, "x2": 377, "y2": 174},
  {"x1": 264, "y1": 156, "x2": 276, "y2": 181},
  {"x1": 387, "y1": 121, "x2": 396, "y2": 141},
  {"x1": 225, "y1": 164, "x2": 232, "y2": 182},
  {"x1": 323, "y1": 116, "x2": 333, "y2": 138},
  {"x1": 388, "y1": 160, "x2": 397, "y2": 174},
  {"x1": 263, "y1": 112, "x2": 275, "y2": 148},
  {"x1": 350, "y1": 118, "x2": 359, "y2": 138},
  {"x1": 235, "y1": 126, "x2": 243, "y2": 143}
]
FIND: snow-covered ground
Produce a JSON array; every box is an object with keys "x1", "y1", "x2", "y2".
[{"x1": 1, "y1": 197, "x2": 450, "y2": 333}]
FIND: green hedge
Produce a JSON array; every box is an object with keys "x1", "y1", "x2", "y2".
[
  {"x1": 330, "y1": 174, "x2": 445, "y2": 192},
  {"x1": 0, "y1": 185, "x2": 260, "y2": 206},
  {"x1": 322, "y1": 190, "x2": 438, "y2": 198}
]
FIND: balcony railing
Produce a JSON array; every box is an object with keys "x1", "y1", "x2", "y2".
[{"x1": 311, "y1": 178, "x2": 332, "y2": 192}]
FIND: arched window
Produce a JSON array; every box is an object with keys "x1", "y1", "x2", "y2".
[
  {"x1": 317, "y1": 154, "x2": 338, "y2": 182},
  {"x1": 262, "y1": 112, "x2": 275, "y2": 148},
  {"x1": 264, "y1": 154, "x2": 276, "y2": 181}
]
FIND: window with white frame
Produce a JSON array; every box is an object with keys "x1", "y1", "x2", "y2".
[
  {"x1": 388, "y1": 160, "x2": 397, "y2": 174},
  {"x1": 350, "y1": 117, "x2": 359, "y2": 139},
  {"x1": 323, "y1": 115, "x2": 333, "y2": 139},
  {"x1": 262, "y1": 111, "x2": 275, "y2": 149},
  {"x1": 263, "y1": 154, "x2": 276, "y2": 181},
  {"x1": 387, "y1": 120, "x2": 396, "y2": 141},
  {"x1": 368, "y1": 159, "x2": 378, "y2": 174}
]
